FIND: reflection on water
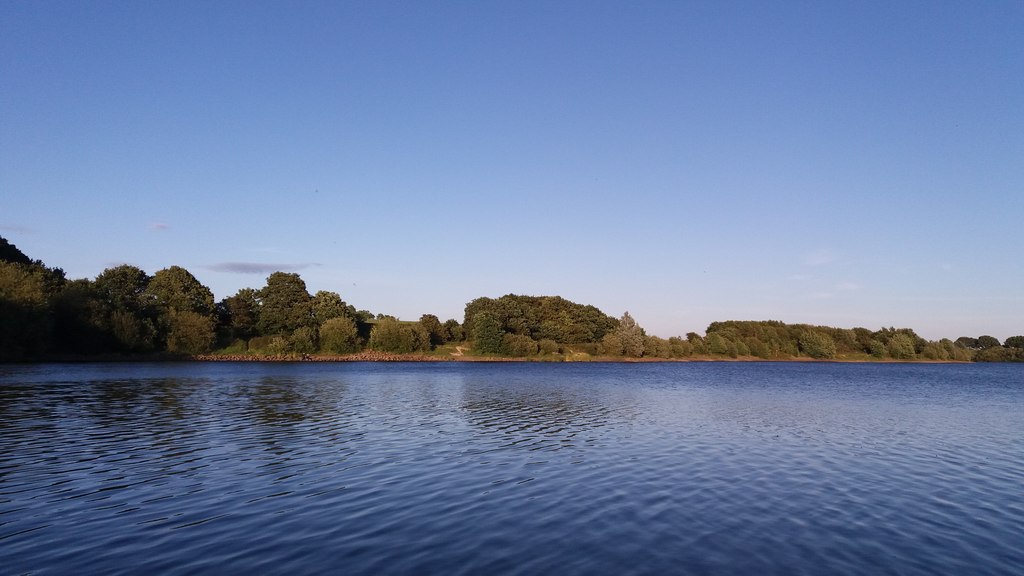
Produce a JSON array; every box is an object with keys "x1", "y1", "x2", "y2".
[{"x1": 0, "y1": 362, "x2": 1021, "y2": 575}]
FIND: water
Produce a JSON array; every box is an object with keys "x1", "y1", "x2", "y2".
[{"x1": 1, "y1": 362, "x2": 1021, "y2": 575}]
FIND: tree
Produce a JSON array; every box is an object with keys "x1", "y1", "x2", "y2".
[
  {"x1": 887, "y1": 333, "x2": 916, "y2": 359},
  {"x1": 615, "y1": 312, "x2": 645, "y2": 357},
  {"x1": 472, "y1": 312, "x2": 503, "y2": 354},
  {"x1": 92, "y1": 265, "x2": 156, "y2": 353},
  {"x1": 798, "y1": 331, "x2": 837, "y2": 359},
  {"x1": 146, "y1": 266, "x2": 215, "y2": 349},
  {"x1": 218, "y1": 288, "x2": 260, "y2": 341},
  {"x1": 0, "y1": 261, "x2": 53, "y2": 359},
  {"x1": 164, "y1": 310, "x2": 216, "y2": 354},
  {"x1": 145, "y1": 266, "x2": 214, "y2": 316},
  {"x1": 443, "y1": 319, "x2": 464, "y2": 342},
  {"x1": 599, "y1": 332, "x2": 623, "y2": 356},
  {"x1": 368, "y1": 318, "x2": 429, "y2": 353},
  {"x1": 290, "y1": 326, "x2": 318, "y2": 354},
  {"x1": 94, "y1": 265, "x2": 151, "y2": 312},
  {"x1": 0, "y1": 236, "x2": 32, "y2": 265},
  {"x1": 419, "y1": 314, "x2": 446, "y2": 348},
  {"x1": 311, "y1": 290, "x2": 350, "y2": 324},
  {"x1": 1005, "y1": 336, "x2": 1024, "y2": 349},
  {"x1": 955, "y1": 336, "x2": 980, "y2": 349},
  {"x1": 51, "y1": 278, "x2": 109, "y2": 354},
  {"x1": 320, "y1": 316, "x2": 360, "y2": 354},
  {"x1": 257, "y1": 272, "x2": 313, "y2": 335},
  {"x1": 977, "y1": 335, "x2": 1001, "y2": 349}
]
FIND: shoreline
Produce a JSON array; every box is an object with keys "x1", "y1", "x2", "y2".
[
  {"x1": 189, "y1": 353, "x2": 971, "y2": 364},
  {"x1": 9, "y1": 353, "x2": 975, "y2": 365}
]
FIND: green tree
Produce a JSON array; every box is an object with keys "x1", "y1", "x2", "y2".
[
  {"x1": 290, "y1": 326, "x2": 319, "y2": 354},
  {"x1": 615, "y1": 312, "x2": 646, "y2": 357},
  {"x1": 368, "y1": 318, "x2": 429, "y2": 353},
  {"x1": 145, "y1": 266, "x2": 214, "y2": 316},
  {"x1": 686, "y1": 332, "x2": 708, "y2": 354},
  {"x1": 0, "y1": 261, "x2": 53, "y2": 359},
  {"x1": 94, "y1": 265, "x2": 151, "y2": 313},
  {"x1": 320, "y1": 316, "x2": 360, "y2": 354},
  {"x1": 419, "y1": 314, "x2": 446, "y2": 348},
  {"x1": 1005, "y1": 336, "x2": 1024, "y2": 349},
  {"x1": 311, "y1": 290, "x2": 350, "y2": 324},
  {"x1": 955, "y1": 336, "x2": 980, "y2": 349},
  {"x1": 599, "y1": 332, "x2": 623, "y2": 355},
  {"x1": 887, "y1": 333, "x2": 916, "y2": 359},
  {"x1": 644, "y1": 335, "x2": 671, "y2": 358},
  {"x1": 218, "y1": 288, "x2": 260, "y2": 341},
  {"x1": 798, "y1": 331, "x2": 837, "y2": 359},
  {"x1": 145, "y1": 266, "x2": 215, "y2": 350},
  {"x1": 257, "y1": 272, "x2": 313, "y2": 335},
  {"x1": 443, "y1": 318, "x2": 464, "y2": 342},
  {"x1": 977, "y1": 335, "x2": 1001, "y2": 349},
  {"x1": 92, "y1": 265, "x2": 158, "y2": 352},
  {"x1": 869, "y1": 339, "x2": 887, "y2": 358},
  {"x1": 472, "y1": 313, "x2": 503, "y2": 355},
  {"x1": 164, "y1": 310, "x2": 216, "y2": 354}
]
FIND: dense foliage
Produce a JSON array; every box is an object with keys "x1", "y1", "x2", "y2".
[
  {"x1": 0, "y1": 235, "x2": 1020, "y2": 362},
  {"x1": 463, "y1": 294, "x2": 618, "y2": 345}
]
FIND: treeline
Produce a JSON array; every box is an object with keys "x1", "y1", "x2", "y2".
[{"x1": 1, "y1": 236, "x2": 1022, "y2": 362}]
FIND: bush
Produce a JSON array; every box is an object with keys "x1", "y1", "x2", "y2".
[
  {"x1": 368, "y1": 318, "x2": 429, "y2": 353},
  {"x1": 502, "y1": 333, "x2": 538, "y2": 357},
  {"x1": 538, "y1": 339, "x2": 560, "y2": 355},
  {"x1": 887, "y1": 333, "x2": 916, "y2": 360},
  {"x1": 290, "y1": 326, "x2": 318, "y2": 354},
  {"x1": 798, "y1": 331, "x2": 837, "y2": 359},
  {"x1": 247, "y1": 335, "x2": 276, "y2": 352},
  {"x1": 320, "y1": 317, "x2": 360, "y2": 354}
]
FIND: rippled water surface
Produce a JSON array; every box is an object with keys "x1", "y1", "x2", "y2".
[{"x1": 2, "y1": 362, "x2": 1022, "y2": 575}]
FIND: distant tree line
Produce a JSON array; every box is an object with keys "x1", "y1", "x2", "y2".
[{"x1": 1, "y1": 235, "x2": 1021, "y2": 362}]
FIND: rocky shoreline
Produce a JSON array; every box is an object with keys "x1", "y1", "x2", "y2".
[{"x1": 191, "y1": 351, "x2": 535, "y2": 362}]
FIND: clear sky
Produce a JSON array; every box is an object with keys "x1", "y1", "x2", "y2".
[{"x1": 2, "y1": 1, "x2": 1022, "y2": 341}]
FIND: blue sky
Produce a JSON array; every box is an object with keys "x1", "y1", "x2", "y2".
[{"x1": 2, "y1": 1, "x2": 1022, "y2": 340}]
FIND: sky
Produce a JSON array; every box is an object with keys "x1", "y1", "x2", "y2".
[{"x1": 2, "y1": 1, "x2": 1022, "y2": 341}]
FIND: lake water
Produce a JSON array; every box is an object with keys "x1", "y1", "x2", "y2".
[{"x1": 1, "y1": 362, "x2": 1021, "y2": 575}]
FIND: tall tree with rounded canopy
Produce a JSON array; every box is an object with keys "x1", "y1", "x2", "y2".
[
  {"x1": 257, "y1": 272, "x2": 313, "y2": 336},
  {"x1": 146, "y1": 266, "x2": 215, "y2": 316}
]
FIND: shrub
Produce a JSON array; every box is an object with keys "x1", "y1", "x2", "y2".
[
  {"x1": 538, "y1": 339, "x2": 560, "y2": 355},
  {"x1": 502, "y1": 333, "x2": 538, "y2": 357},
  {"x1": 798, "y1": 331, "x2": 837, "y2": 359},
  {"x1": 320, "y1": 317, "x2": 360, "y2": 354}
]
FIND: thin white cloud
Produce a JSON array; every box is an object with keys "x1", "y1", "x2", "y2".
[
  {"x1": 149, "y1": 222, "x2": 170, "y2": 231},
  {"x1": 835, "y1": 281, "x2": 860, "y2": 292},
  {"x1": 809, "y1": 292, "x2": 834, "y2": 300},
  {"x1": 205, "y1": 262, "x2": 321, "y2": 274}
]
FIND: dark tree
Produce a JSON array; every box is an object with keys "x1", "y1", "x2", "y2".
[
  {"x1": 146, "y1": 266, "x2": 214, "y2": 316},
  {"x1": 218, "y1": 288, "x2": 260, "y2": 341},
  {"x1": 955, "y1": 337, "x2": 980, "y2": 349},
  {"x1": 419, "y1": 314, "x2": 446, "y2": 347},
  {"x1": 0, "y1": 236, "x2": 32, "y2": 265},
  {"x1": 257, "y1": 272, "x2": 313, "y2": 336},
  {"x1": 472, "y1": 313, "x2": 503, "y2": 354},
  {"x1": 977, "y1": 335, "x2": 1001, "y2": 349},
  {"x1": 1005, "y1": 336, "x2": 1024, "y2": 349}
]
